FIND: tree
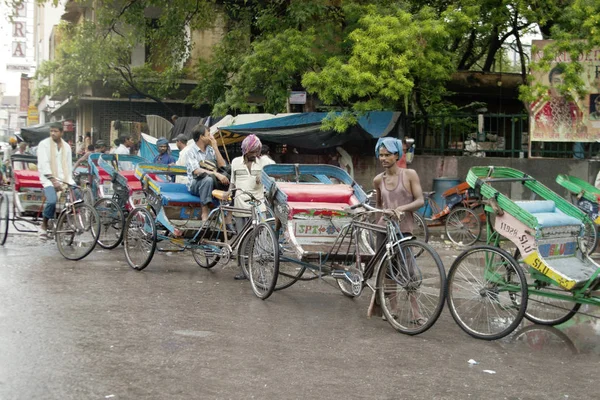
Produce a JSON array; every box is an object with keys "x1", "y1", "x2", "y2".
[{"x1": 36, "y1": 0, "x2": 216, "y2": 114}]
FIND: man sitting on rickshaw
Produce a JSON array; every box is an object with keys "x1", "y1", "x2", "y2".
[{"x1": 186, "y1": 124, "x2": 229, "y2": 221}]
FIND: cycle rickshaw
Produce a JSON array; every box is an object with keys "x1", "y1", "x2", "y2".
[
  {"x1": 250, "y1": 164, "x2": 447, "y2": 335},
  {"x1": 555, "y1": 173, "x2": 599, "y2": 254},
  {"x1": 446, "y1": 166, "x2": 600, "y2": 340},
  {"x1": 122, "y1": 162, "x2": 272, "y2": 274},
  {"x1": 0, "y1": 154, "x2": 100, "y2": 260},
  {"x1": 90, "y1": 154, "x2": 150, "y2": 249},
  {"x1": 419, "y1": 181, "x2": 484, "y2": 246}
]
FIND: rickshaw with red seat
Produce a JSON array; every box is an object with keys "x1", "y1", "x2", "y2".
[
  {"x1": 0, "y1": 154, "x2": 100, "y2": 260},
  {"x1": 250, "y1": 163, "x2": 447, "y2": 335}
]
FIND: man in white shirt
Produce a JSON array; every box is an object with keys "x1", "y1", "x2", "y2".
[
  {"x1": 186, "y1": 124, "x2": 229, "y2": 220},
  {"x1": 174, "y1": 134, "x2": 191, "y2": 184},
  {"x1": 114, "y1": 136, "x2": 133, "y2": 155},
  {"x1": 229, "y1": 134, "x2": 273, "y2": 280},
  {"x1": 37, "y1": 122, "x2": 76, "y2": 240}
]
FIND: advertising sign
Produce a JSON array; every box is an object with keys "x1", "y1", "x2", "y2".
[
  {"x1": 530, "y1": 40, "x2": 600, "y2": 143},
  {"x1": 26, "y1": 105, "x2": 38, "y2": 126}
]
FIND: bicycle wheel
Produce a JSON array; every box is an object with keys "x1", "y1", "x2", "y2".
[
  {"x1": 248, "y1": 222, "x2": 279, "y2": 300},
  {"x1": 582, "y1": 218, "x2": 598, "y2": 255},
  {"x1": 55, "y1": 203, "x2": 100, "y2": 260},
  {"x1": 0, "y1": 193, "x2": 8, "y2": 245},
  {"x1": 272, "y1": 222, "x2": 306, "y2": 291},
  {"x1": 376, "y1": 239, "x2": 447, "y2": 335},
  {"x1": 124, "y1": 207, "x2": 156, "y2": 270},
  {"x1": 191, "y1": 244, "x2": 220, "y2": 269},
  {"x1": 81, "y1": 187, "x2": 94, "y2": 205},
  {"x1": 445, "y1": 207, "x2": 481, "y2": 246},
  {"x1": 447, "y1": 245, "x2": 527, "y2": 340},
  {"x1": 411, "y1": 212, "x2": 429, "y2": 243},
  {"x1": 512, "y1": 250, "x2": 581, "y2": 325},
  {"x1": 94, "y1": 198, "x2": 124, "y2": 249}
]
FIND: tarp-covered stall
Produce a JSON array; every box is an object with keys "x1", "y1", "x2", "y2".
[{"x1": 218, "y1": 112, "x2": 400, "y2": 149}]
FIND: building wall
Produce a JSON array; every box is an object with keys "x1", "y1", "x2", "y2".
[
  {"x1": 353, "y1": 155, "x2": 597, "y2": 202},
  {"x1": 277, "y1": 151, "x2": 599, "y2": 202},
  {"x1": 84, "y1": 99, "x2": 200, "y2": 143}
]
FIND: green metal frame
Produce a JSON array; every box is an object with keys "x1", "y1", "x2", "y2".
[{"x1": 469, "y1": 166, "x2": 600, "y2": 307}]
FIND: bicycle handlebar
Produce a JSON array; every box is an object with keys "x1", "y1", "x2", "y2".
[{"x1": 230, "y1": 188, "x2": 260, "y2": 204}]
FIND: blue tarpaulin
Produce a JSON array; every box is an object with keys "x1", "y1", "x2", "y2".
[{"x1": 218, "y1": 111, "x2": 400, "y2": 149}]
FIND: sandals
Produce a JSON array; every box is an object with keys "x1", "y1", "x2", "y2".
[
  {"x1": 382, "y1": 313, "x2": 398, "y2": 321},
  {"x1": 409, "y1": 317, "x2": 428, "y2": 326}
]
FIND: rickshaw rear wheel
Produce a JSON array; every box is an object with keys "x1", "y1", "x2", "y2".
[
  {"x1": 412, "y1": 212, "x2": 429, "y2": 244},
  {"x1": 0, "y1": 193, "x2": 9, "y2": 245},
  {"x1": 55, "y1": 203, "x2": 100, "y2": 261},
  {"x1": 376, "y1": 239, "x2": 447, "y2": 335},
  {"x1": 248, "y1": 222, "x2": 279, "y2": 300},
  {"x1": 582, "y1": 218, "x2": 598, "y2": 255},
  {"x1": 124, "y1": 207, "x2": 157, "y2": 270},
  {"x1": 94, "y1": 198, "x2": 124, "y2": 249},
  {"x1": 445, "y1": 207, "x2": 481, "y2": 246},
  {"x1": 447, "y1": 245, "x2": 527, "y2": 340},
  {"x1": 191, "y1": 245, "x2": 220, "y2": 269}
]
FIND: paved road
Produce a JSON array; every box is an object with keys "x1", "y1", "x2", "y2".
[{"x1": 1, "y1": 230, "x2": 599, "y2": 399}]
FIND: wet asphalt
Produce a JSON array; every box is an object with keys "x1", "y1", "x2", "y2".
[{"x1": 1, "y1": 225, "x2": 599, "y2": 400}]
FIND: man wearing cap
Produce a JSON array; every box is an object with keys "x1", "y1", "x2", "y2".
[
  {"x1": 37, "y1": 122, "x2": 76, "y2": 240},
  {"x1": 174, "y1": 134, "x2": 191, "y2": 184},
  {"x1": 95, "y1": 140, "x2": 108, "y2": 154},
  {"x1": 3, "y1": 137, "x2": 19, "y2": 181},
  {"x1": 229, "y1": 134, "x2": 273, "y2": 280},
  {"x1": 153, "y1": 137, "x2": 176, "y2": 165}
]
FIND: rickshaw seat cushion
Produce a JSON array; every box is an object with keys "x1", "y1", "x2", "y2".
[
  {"x1": 287, "y1": 201, "x2": 352, "y2": 216},
  {"x1": 514, "y1": 201, "x2": 581, "y2": 228},
  {"x1": 14, "y1": 170, "x2": 43, "y2": 191},
  {"x1": 277, "y1": 183, "x2": 355, "y2": 203},
  {"x1": 531, "y1": 212, "x2": 582, "y2": 228},
  {"x1": 514, "y1": 200, "x2": 556, "y2": 214},
  {"x1": 96, "y1": 169, "x2": 111, "y2": 182},
  {"x1": 153, "y1": 182, "x2": 203, "y2": 205}
]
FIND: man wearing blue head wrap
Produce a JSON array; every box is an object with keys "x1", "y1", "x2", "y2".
[
  {"x1": 373, "y1": 137, "x2": 426, "y2": 324},
  {"x1": 373, "y1": 137, "x2": 424, "y2": 230},
  {"x1": 153, "y1": 137, "x2": 176, "y2": 165}
]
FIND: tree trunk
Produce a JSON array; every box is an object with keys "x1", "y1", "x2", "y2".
[
  {"x1": 482, "y1": 26, "x2": 500, "y2": 72},
  {"x1": 457, "y1": 29, "x2": 477, "y2": 70}
]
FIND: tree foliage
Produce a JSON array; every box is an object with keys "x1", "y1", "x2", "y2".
[{"x1": 34, "y1": 0, "x2": 600, "y2": 129}]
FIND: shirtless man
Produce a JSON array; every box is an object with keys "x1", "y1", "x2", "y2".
[{"x1": 373, "y1": 137, "x2": 425, "y2": 325}]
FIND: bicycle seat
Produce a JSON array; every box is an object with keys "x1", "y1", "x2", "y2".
[{"x1": 422, "y1": 191, "x2": 435, "y2": 198}]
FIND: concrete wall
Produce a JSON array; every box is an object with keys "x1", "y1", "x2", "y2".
[
  {"x1": 270, "y1": 151, "x2": 600, "y2": 201},
  {"x1": 353, "y1": 155, "x2": 600, "y2": 202}
]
